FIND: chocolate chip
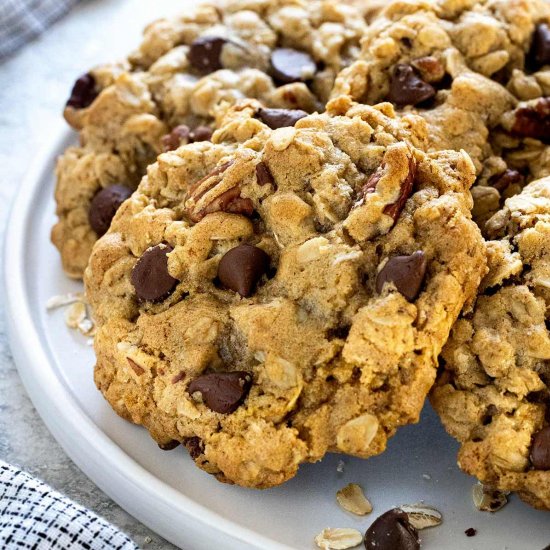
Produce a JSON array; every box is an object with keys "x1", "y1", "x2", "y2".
[
  {"x1": 531, "y1": 426, "x2": 550, "y2": 469},
  {"x1": 162, "y1": 125, "x2": 213, "y2": 152},
  {"x1": 376, "y1": 251, "x2": 427, "y2": 302},
  {"x1": 189, "y1": 36, "x2": 227, "y2": 73},
  {"x1": 131, "y1": 244, "x2": 178, "y2": 302},
  {"x1": 256, "y1": 161, "x2": 274, "y2": 186},
  {"x1": 183, "y1": 436, "x2": 204, "y2": 459},
  {"x1": 465, "y1": 528, "x2": 477, "y2": 537},
  {"x1": 188, "y1": 372, "x2": 252, "y2": 414},
  {"x1": 364, "y1": 509, "x2": 419, "y2": 550},
  {"x1": 512, "y1": 98, "x2": 550, "y2": 143},
  {"x1": 66, "y1": 73, "x2": 98, "y2": 110},
  {"x1": 270, "y1": 48, "x2": 317, "y2": 84},
  {"x1": 217, "y1": 244, "x2": 270, "y2": 297},
  {"x1": 162, "y1": 125, "x2": 190, "y2": 152},
  {"x1": 489, "y1": 169, "x2": 524, "y2": 193},
  {"x1": 530, "y1": 24, "x2": 550, "y2": 69},
  {"x1": 88, "y1": 184, "x2": 132, "y2": 236},
  {"x1": 158, "y1": 440, "x2": 180, "y2": 451},
  {"x1": 189, "y1": 125, "x2": 213, "y2": 142},
  {"x1": 388, "y1": 64, "x2": 436, "y2": 107},
  {"x1": 257, "y1": 107, "x2": 308, "y2": 129}
]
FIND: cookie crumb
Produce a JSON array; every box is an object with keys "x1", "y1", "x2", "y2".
[
  {"x1": 47, "y1": 292, "x2": 96, "y2": 337},
  {"x1": 465, "y1": 527, "x2": 477, "y2": 537},
  {"x1": 314, "y1": 527, "x2": 363, "y2": 549},
  {"x1": 472, "y1": 482, "x2": 509, "y2": 512}
]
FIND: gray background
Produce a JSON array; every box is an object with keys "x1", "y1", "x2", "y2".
[{"x1": 0, "y1": 1, "x2": 185, "y2": 548}]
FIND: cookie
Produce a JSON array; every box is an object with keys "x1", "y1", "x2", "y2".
[
  {"x1": 52, "y1": 0, "x2": 367, "y2": 278},
  {"x1": 331, "y1": 0, "x2": 550, "y2": 227},
  {"x1": 432, "y1": 176, "x2": 550, "y2": 510},
  {"x1": 487, "y1": 0, "x2": 550, "y2": 185},
  {"x1": 84, "y1": 96, "x2": 486, "y2": 488}
]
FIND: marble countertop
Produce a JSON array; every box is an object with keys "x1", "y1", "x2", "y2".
[{"x1": 0, "y1": 2, "x2": 189, "y2": 548}]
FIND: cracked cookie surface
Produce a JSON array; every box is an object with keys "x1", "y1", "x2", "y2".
[
  {"x1": 432, "y1": 176, "x2": 550, "y2": 510},
  {"x1": 84, "y1": 97, "x2": 486, "y2": 488},
  {"x1": 52, "y1": 0, "x2": 367, "y2": 278}
]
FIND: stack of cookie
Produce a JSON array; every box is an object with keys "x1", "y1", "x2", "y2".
[{"x1": 51, "y1": 0, "x2": 550, "y2": 513}]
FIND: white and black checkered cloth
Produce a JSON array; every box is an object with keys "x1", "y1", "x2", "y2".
[
  {"x1": 0, "y1": 461, "x2": 138, "y2": 549},
  {"x1": 0, "y1": 0, "x2": 79, "y2": 59}
]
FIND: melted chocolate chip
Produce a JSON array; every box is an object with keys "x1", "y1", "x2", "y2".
[
  {"x1": 376, "y1": 251, "x2": 427, "y2": 302},
  {"x1": 183, "y1": 436, "x2": 205, "y2": 459},
  {"x1": 489, "y1": 169, "x2": 524, "y2": 193},
  {"x1": 162, "y1": 125, "x2": 214, "y2": 152},
  {"x1": 189, "y1": 125, "x2": 213, "y2": 142},
  {"x1": 388, "y1": 64, "x2": 436, "y2": 107},
  {"x1": 131, "y1": 244, "x2": 178, "y2": 302},
  {"x1": 188, "y1": 372, "x2": 252, "y2": 413},
  {"x1": 465, "y1": 528, "x2": 477, "y2": 537},
  {"x1": 158, "y1": 440, "x2": 180, "y2": 451},
  {"x1": 270, "y1": 48, "x2": 317, "y2": 84},
  {"x1": 189, "y1": 36, "x2": 227, "y2": 73},
  {"x1": 89, "y1": 184, "x2": 132, "y2": 236},
  {"x1": 257, "y1": 107, "x2": 308, "y2": 129},
  {"x1": 66, "y1": 73, "x2": 98, "y2": 110},
  {"x1": 512, "y1": 98, "x2": 550, "y2": 143},
  {"x1": 162, "y1": 125, "x2": 191, "y2": 152},
  {"x1": 364, "y1": 509, "x2": 420, "y2": 550},
  {"x1": 256, "y1": 162, "x2": 274, "y2": 186},
  {"x1": 530, "y1": 24, "x2": 550, "y2": 70},
  {"x1": 217, "y1": 244, "x2": 270, "y2": 297},
  {"x1": 531, "y1": 426, "x2": 550, "y2": 470}
]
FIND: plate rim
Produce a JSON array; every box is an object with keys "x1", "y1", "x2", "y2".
[{"x1": 3, "y1": 125, "x2": 292, "y2": 550}]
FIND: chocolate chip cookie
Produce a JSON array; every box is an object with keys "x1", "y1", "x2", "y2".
[
  {"x1": 84, "y1": 96, "x2": 486, "y2": 488},
  {"x1": 432, "y1": 176, "x2": 550, "y2": 510},
  {"x1": 52, "y1": 0, "x2": 367, "y2": 278},
  {"x1": 331, "y1": 0, "x2": 550, "y2": 227}
]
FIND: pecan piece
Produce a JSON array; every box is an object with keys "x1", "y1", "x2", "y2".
[
  {"x1": 359, "y1": 157, "x2": 416, "y2": 222},
  {"x1": 384, "y1": 156, "x2": 416, "y2": 221},
  {"x1": 512, "y1": 97, "x2": 550, "y2": 143},
  {"x1": 185, "y1": 160, "x2": 254, "y2": 222},
  {"x1": 411, "y1": 56, "x2": 445, "y2": 84}
]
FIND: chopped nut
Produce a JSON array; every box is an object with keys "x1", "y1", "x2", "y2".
[
  {"x1": 472, "y1": 483, "x2": 509, "y2": 512},
  {"x1": 184, "y1": 160, "x2": 255, "y2": 222},
  {"x1": 399, "y1": 503, "x2": 442, "y2": 529},
  {"x1": 314, "y1": 528, "x2": 363, "y2": 550},
  {"x1": 336, "y1": 483, "x2": 372, "y2": 516}
]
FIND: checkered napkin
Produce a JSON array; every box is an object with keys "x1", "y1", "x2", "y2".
[
  {"x1": 0, "y1": 0, "x2": 79, "y2": 59},
  {"x1": 0, "y1": 461, "x2": 138, "y2": 550}
]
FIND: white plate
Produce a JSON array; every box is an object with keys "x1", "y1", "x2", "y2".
[{"x1": 4, "y1": 127, "x2": 550, "y2": 550}]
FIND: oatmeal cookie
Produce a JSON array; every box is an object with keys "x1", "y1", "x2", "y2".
[
  {"x1": 432, "y1": 176, "x2": 550, "y2": 510},
  {"x1": 53, "y1": 0, "x2": 367, "y2": 278},
  {"x1": 84, "y1": 97, "x2": 486, "y2": 488},
  {"x1": 332, "y1": 0, "x2": 550, "y2": 226}
]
